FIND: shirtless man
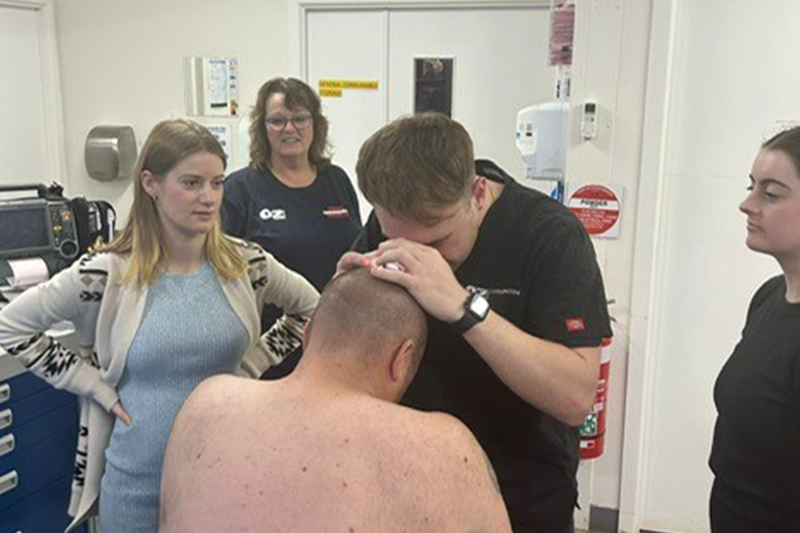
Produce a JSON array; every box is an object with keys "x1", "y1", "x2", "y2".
[{"x1": 159, "y1": 269, "x2": 511, "y2": 533}]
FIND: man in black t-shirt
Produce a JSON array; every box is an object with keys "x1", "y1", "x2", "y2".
[{"x1": 338, "y1": 113, "x2": 612, "y2": 533}]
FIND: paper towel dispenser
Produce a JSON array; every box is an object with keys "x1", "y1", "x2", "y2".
[{"x1": 84, "y1": 125, "x2": 137, "y2": 182}]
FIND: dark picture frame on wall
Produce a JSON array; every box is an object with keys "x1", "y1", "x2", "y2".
[{"x1": 414, "y1": 57, "x2": 454, "y2": 117}]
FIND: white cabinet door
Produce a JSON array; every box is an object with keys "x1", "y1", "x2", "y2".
[
  {"x1": 388, "y1": 7, "x2": 551, "y2": 180},
  {"x1": 0, "y1": 5, "x2": 49, "y2": 186},
  {"x1": 305, "y1": 5, "x2": 553, "y2": 217},
  {"x1": 306, "y1": 9, "x2": 389, "y2": 219}
]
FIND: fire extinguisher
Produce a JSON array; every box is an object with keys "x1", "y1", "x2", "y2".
[{"x1": 579, "y1": 337, "x2": 612, "y2": 459}]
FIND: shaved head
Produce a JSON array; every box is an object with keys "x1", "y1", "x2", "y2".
[{"x1": 305, "y1": 269, "x2": 427, "y2": 371}]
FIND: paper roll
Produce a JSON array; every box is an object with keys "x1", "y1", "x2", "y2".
[{"x1": 6, "y1": 258, "x2": 49, "y2": 288}]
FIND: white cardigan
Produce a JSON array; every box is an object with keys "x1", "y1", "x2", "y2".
[{"x1": 0, "y1": 237, "x2": 319, "y2": 531}]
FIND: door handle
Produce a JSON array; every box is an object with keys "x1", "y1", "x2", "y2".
[
  {"x1": 0, "y1": 408, "x2": 11, "y2": 431},
  {"x1": 0, "y1": 384, "x2": 9, "y2": 404},
  {"x1": 0, "y1": 470, "x2": 18, "y2": 497},
  {"x1": 0, "y1": 434, "x2": 14, "y2": 458}
]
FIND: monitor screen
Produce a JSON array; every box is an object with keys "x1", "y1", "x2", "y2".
[{"x1": 0, "y1": 205, "x2": 50, "y2": 253}]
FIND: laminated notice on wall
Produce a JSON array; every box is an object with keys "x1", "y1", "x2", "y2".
[
  {"x1": 549, "y1": 2, "x2": 576, "y2": 66},
  {"x1": 184, "y1": 57, "x2": 239, "y2": 116},
  {"x1": 414, "y1": 58, "x2": 453, "y2": 117},
  {"x1": 566, "y1": 184, "x2": 624, "y2": 239},
  {"x1": 205, "y1": 124, "x2": 232, "y2": 160},
  {"x1": 318, "y1": 79, "x2": 378, "y2": 97}
]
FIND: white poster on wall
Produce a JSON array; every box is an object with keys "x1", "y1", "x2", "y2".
[{"x1": 204, "y1": 123, "x2": 232, "y2": 161}]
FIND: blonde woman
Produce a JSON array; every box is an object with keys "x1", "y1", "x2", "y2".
[{"x1": 0, "y1": 119, "x2": 319, "y2": 533}]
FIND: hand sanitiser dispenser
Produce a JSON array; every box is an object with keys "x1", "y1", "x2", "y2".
[{"x1": 515, "y1": 101, "x2": 569, "y2": 181}]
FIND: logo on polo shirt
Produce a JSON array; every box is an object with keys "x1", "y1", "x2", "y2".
[
  {"x1": 565, "y1": 318, "x2": 586, "y2": 332},
  {"x1": 322, "y1": 205, "x2": 350, "y2": 220},
  {"x1": 466, "y1": 285, "x2": 521, "y2": 298},
  {"x1": 260, "y1": 208, "x2": 287, "y2": 221}
]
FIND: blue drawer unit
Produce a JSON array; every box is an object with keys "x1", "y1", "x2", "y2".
[
  {"x1": 0, "y1": 384, "x2": 77, "y2": 435},
  {"x1": 0, "y1": 371, "x2": 50, "y2": 405},
  {"x1": 0, "y1": 356, "x2": 86, "y2": 533},
  {"x1": 0, "y1": 423, "x2": 78, "y2": 510},
  {"x1": 0, "y1": 475, "x2": 85, "y2": 533},
  {"x1": 0, "y1": 402, "x2": 77, "y2": 459}
]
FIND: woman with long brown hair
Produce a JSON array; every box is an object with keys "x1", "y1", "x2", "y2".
[
  {"x1": 0, "y1": 119, "x2": 319, "y2": 532},
  {"x1": 222, "y1": 78, "x2": 361, "y2": 376}
]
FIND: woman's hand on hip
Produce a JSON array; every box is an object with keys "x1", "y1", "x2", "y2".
[{"x1": 111, "y1": 401, "x2": 132, "y2": 426}]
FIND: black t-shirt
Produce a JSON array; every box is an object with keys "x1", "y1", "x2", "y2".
[
  {"x1": 222, "y1": 164, "x2": 362, "y2": 332},
  {"x1": 352, "y1": 161, "x2": 612, "y2": 532},
  {"x1": 710, "y1": 275, "x2": 800, "y2": 532}
]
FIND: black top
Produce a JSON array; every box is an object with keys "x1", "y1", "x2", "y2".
[
  {"x1": 222, "y1": 164, "x2": 362, "y2": 332},
  {"x1": 352, "y1": 160, "x2": 612, "y2": 532},
  {"x1": 710, "y1": 275, "x2": 800, "y2": 531}
]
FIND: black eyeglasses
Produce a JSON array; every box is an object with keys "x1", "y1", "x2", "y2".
[{"x1": 265, "y1": 114, "x2": 313, "y2": 132}]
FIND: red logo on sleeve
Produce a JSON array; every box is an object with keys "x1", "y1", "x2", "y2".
[{"x1": 565, "y1": 318, "x2": 586, "y2": 332}]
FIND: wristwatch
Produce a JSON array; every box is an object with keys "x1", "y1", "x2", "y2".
[{"x1": 451, "y1": 292, "x2": 490, "y2": 334}]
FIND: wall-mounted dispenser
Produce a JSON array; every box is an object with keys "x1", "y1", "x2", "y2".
[
  {"x1": 184, "y1": 57, "x2": 239, "y2": 117},
  {"x1": 85, "y1": 125, "x2": 137, "y2": 182},
  {"x1": 515, "y1": 101, "x2": 570, "y2": 201}
]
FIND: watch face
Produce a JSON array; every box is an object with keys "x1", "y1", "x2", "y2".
[{"x1": 470, "y1": 294, "x2": 490, "y2": 318}]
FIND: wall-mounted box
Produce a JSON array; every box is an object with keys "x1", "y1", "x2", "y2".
[
  {"x1": 184, "y1": 57, "x2": 239, "y2": 117},
  {"x1": 84, "y1": 126, "x2": 137, "y2": 182}
]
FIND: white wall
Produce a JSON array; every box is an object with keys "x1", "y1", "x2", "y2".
[
  {"x1": 630, "y1": 1, "x2": 797, "y2": 531},
  {"x1": 50, "y1": 0, "x2": 660, "y2": 523},
  {"x1": 0, "y1": 5, "x2": 50, "y2": 185},
  {"x1": 568, "y1": 0, "x2": 653, "y2": 512},
  {"x1": 50, "y1": 3, "x2": 800, "y2": 531},
  {"x1": 54, "y1": 0, "x2": 292, "y2": 222}
]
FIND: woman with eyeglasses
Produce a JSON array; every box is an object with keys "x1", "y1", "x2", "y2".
[
  {"x1": 222, "y1": 78, "x2": 362, "y2": 377},
  {"x1": 709, "y1": 125, "x2": 800, "y2": 532}
]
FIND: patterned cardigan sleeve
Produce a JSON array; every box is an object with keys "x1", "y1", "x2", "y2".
[
  {"x1": 0, "y1": 255, "x2": 119, "y2": 411},
  {"x1": 239, "y1": 243, "x2": 320, "y2": 377}
]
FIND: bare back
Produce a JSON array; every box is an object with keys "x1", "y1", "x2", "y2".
[{"x1": 160, "y1": 375, "x2": 511, "y2": 533}]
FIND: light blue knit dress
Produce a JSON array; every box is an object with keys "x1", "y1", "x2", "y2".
[{"x1": 99, "y1": 264, "x2": 249, "y2": 533}]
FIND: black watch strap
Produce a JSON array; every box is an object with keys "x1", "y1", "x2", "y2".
[
  {"x1": 451, "y1": 309, "x2": 479, "y2": 334},
  {"x1": 451, "y1": 293, "x2": 489, "y2": 334}
]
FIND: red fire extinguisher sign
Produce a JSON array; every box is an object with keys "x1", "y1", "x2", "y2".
[{"x1": 579, "y1": 337, "x2": 612, "y2": 459}]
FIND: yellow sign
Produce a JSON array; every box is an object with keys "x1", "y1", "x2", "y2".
[
  {"x1": 319, "y1": 87, "x2": 343, "y2": 98},
  {"x1": 342, "y1": 80, "x2": 379, "y2": 89},
  {"x1": 319, "y1": 79, "x2": 343, "y2": 88},
  {"x1": 318, "y1": 79, "x2": 379, "y2": 93}
]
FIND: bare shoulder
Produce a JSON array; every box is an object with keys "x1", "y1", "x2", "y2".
[
  {"x1": 163, "y1": 375, "x2": 255, "y2": 483},
  {"x1": 409, "y1": 410, "x2": 484, "y2": 455},
  {"x1": 393, "y1": 410, "x2": 495, "y2": 486},
  {"x1": 186, "y1": 374, "x2": 247, "y2": 409},
  {"x1": 161, "y1": 375, "x2": 257, "y2": 531},
  {"x1": 400, "y1": 410, "x2": 511, "y2": 531},
  {"x1": 169, "y1": 375, "x2": 253, "y2": 445}
]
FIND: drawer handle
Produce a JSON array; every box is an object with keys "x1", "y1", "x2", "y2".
[
  {"x1": 0, "y1": 470, "x2": 18, "y2": 497},
  {"x1": 0, "y1": 408, "x2": 11, "y2": 431},
  {"x1": 0, "y1": 384, "x2": 9, "y2": 404},
  {"x1": 0, "y1": 434, "x2": 14, "y2": 458}
]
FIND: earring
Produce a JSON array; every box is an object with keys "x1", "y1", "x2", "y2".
[{"x1": 152, "y1": 194, "x2": 159, "y2": 202}]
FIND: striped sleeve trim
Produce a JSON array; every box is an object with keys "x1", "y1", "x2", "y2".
[{"x1": 5, "y1": 332, "x2": 43, "y2": 356}]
